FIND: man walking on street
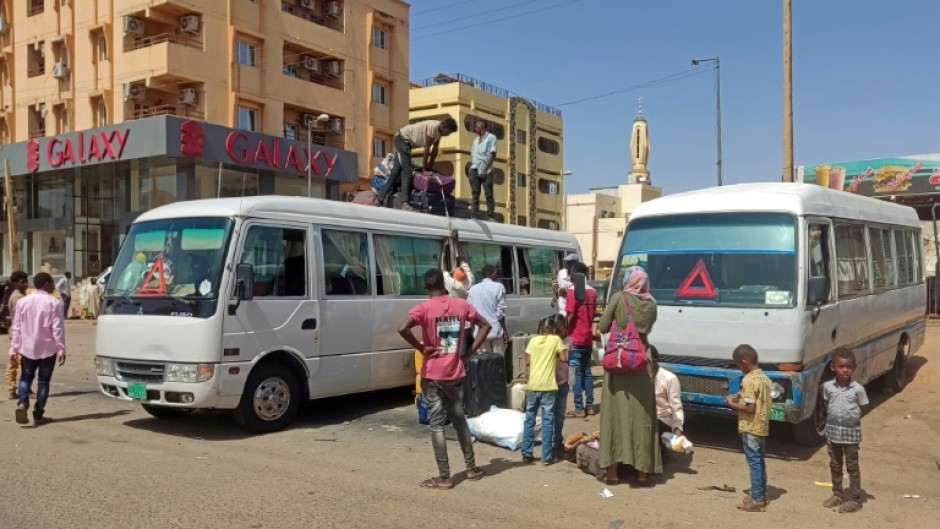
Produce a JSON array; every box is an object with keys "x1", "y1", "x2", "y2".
[
  {"x1": 11, "y1": 273, "x2": 66, "y2": 425},
  {"x1": 467, "y1": 264, "x2": 508, "y2": 355},
  {"x1": 5, "y1": 271, "x2": 28, "y2": 399},
  {"x1": 469, "y1": 119, "x2": 497, "y2": 219},
  {"x1": 375, "y1": 118, "x2": 459, "y2": 210},
  {"x1": 55, "y1": 271, "x2": 72, "y2": 320},
  {"x1": 399, "y1": 268, "x2": 490, "y2": 489}
]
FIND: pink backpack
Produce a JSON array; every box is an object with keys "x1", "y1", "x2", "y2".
[{"x1": 602, "y1": 295, "x2": 648, "y2": 373}]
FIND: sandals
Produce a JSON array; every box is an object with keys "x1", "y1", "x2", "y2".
[
  {"x1": 736, "y1": 498, "x2": 766, "y2": 512},
  {"x1": 521, "y1": 456, "x2": 536, "y2": 465},
  {"x1": 465, "y1": 468, "x2": 485, "y2": 481},
  {"x1": 586, "y1": 408, "x2": 597, "y2": 416},
  {"x1": 566, "y1": 410, "x2": 586, "y2": 419},
  {"x1": 419, "y1": 477, "x2": 454, "y2": 490}
]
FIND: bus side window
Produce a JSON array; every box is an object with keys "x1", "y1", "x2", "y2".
[
  {"x1": 240, "y1": 226, "x2": 307, "y2": 298},
  {"x1": 808, "y1": 224, "x2": 830, "y2": 279}
]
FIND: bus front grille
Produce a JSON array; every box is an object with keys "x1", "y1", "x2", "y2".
[
  {"x1": 115, "y1": 361, "x2": 165, "y2": 384},
  {"x1": 676, "y1": 374, "x2": 729, "y2": 396}
]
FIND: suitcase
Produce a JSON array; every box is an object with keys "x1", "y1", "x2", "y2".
[
  {"x1": 508, "y1": 332, "x2": 531, "y2": 383},
  {"x1": 576, "y1": 443, "x2": 603, "y2": 478},
  {"x1": 412, "y1": 171, "x2": 456, "y2": 194},
  {"x1": 463, "y1": 352, "x2": 508, "y2": 417},
  {"x1": 351, "y1": 189, "x2": 377, "y2": 206},
  {"x1": 426, "y1": 192, "x2": 456, "y2": 217}
]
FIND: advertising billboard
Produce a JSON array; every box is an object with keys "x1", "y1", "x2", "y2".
[{"x1": 798, "y1": 154, "x2": 940, "y2": 197}]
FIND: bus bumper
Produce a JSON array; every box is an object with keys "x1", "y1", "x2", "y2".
[
  {"x1": 95, "y1": 360, "x2": 223, "y2": 409},
  {"x1": 662, "y1": 362, "x2": 826, "y2": 424}
]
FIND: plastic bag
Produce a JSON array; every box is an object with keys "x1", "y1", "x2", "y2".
[
  {"x1": 660, "y1": 432, "x2": 694, "y2": 453},
  {"x1": 467, "y1": 405, "x2": 540, "y2": 451}
]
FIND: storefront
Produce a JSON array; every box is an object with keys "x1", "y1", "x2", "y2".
[{"x1": 0, "y1": 116, "x2": 358, "y2": 278}]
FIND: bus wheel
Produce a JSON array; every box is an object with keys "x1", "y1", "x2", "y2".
[
  {"x1": 792, "y1": 386, "x2": 827, "y2": 446},
  {"x1": 885, "y1": 340, "x2": 909, "y2": 393},
  {"x1": 142, "y1": 404, "x2": 193, "y2": 420},
  {"x1": 234, "y1": 363, "x2": 300, "y2": 433}
]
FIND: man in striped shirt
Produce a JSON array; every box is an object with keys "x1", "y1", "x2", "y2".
[{"x1": 10, "y1": 272, "x2": 67, "y2": 425}]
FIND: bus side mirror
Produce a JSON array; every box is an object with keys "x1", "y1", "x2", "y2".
[
  {"x1": 807, "y1": 276, "x2": 830, "y2": 306},
  {"x1": 229, "y1": 263, "x2": 254, "y2": 315}
]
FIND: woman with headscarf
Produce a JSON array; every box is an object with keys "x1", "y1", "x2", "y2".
[{"x1": 597, "y1": 265, "x2": 660, "y2": 485}]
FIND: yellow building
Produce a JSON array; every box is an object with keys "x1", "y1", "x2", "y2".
[
  {"x1": 0, "y1": 0, "x2": 409, "y2": 276},
  {"x1": 408, "y1": 73, "x2": 564, "y2": 229}
]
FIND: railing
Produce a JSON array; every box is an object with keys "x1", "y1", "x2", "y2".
[
  {"x1": 282, "y1": 64, "x2": 343, "y2": 91},
  {"x1": 29, "y1": 129, "x2": 46, "y2": 139},
  {"x1": 27, "y1": 64, "x2": 46, "y2": 77},
  {"x1": 125, "y1": 33, "x2": 203, "y2": 52},
  {"x1": 131, "y1": 104, "x2": 205, "y2": 121},
  {"x1": 412, "y1": 72, "x2": 562, "y2": 117},
  {"x1": 281, "y1": 1, "x2": 343, "y2": 32}
]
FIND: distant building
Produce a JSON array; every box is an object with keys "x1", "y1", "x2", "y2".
[
  {"x1": 565, "y1": 102, "x2": 660, "y2": 278},
  {"x1": 409, "y1": 73, "x2": 564, "y2": 229}
]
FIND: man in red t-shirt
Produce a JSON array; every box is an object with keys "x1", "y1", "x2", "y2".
[
  {"x1": 565, "y1": 262, "x2": 597, "y2": 417},
  {"x1": 399, "y1": 268, "x2": 491, "y2": 490}
]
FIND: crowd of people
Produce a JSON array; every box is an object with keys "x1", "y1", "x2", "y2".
[{"x1": 398, "y1": 255, "x2": 871, "y2": 514}]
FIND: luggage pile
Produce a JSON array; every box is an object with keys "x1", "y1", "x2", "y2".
[{"x1": 369, "y1": 155, "x2": 471, "y2": 218}]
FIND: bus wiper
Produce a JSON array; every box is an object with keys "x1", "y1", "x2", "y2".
[{"x1": 105, "y1": 293, "x2": 140, "y2": 306}]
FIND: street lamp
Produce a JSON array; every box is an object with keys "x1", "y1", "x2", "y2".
[
  {"x1": 307, "y1": 113, "x2": 331, "y2": 197},
  {"x1": 560, "y1": 170, "x2": 572, "y2": 231},
  {"x1": 692, "y1": 57, "x2": 723, "y2": 187}
]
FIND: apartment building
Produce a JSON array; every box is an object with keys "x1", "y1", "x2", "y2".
[
  {"x1": 0, "y1": 0, "x2": 408, "y2": 277},
  {"x1": 409, "y1": 73, "x2": 564, "y2": 230}
]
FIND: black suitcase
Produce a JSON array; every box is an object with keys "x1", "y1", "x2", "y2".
[
  {"x1": 425, "y1": 192, "x2": 456, "y2": 216},
  {"x1": 463, "y1": 352, "x2": 508, "y2": 417}
]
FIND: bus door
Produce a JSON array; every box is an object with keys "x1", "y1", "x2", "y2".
[
  {"x1": 223, "y1": 222, "x2": 320, "y2": 364},
  {"x1": 805, "y1": 218, "x2": 839, "y2": 366}
]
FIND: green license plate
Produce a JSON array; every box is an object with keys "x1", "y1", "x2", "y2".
[
  {"x1": 127, "y1": 382, "x2": 148, "y2": 400},
  {"x1": 770, "y1": 405, "x2": 785, "y2": 422}
]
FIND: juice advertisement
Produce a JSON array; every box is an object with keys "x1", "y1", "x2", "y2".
[{"x1": 799, "y1": 155, "x2": 940, "y2": 197}]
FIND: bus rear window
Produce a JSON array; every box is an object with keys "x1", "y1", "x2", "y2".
[{"x1": 617, "y1": 213, "x2": 797, "y2": 307}]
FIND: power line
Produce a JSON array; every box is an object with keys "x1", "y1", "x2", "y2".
[
  {"x1": 413, "y1": 0, "x2": 543, "y2": 31},
  {"x1": 413, "y1": 0, "x2": 587, "y2": 41},
  {"x1": 554, "y1": 67, "x2": 713, "y2": 107},
  {"x1": 412, "y1": 0, "x2": 481, "y2": 16}
]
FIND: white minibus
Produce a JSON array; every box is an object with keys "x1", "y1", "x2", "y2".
[
  {"x1": 611, "y1": 183, "x2": 925, "y2": 445},
  {"x1": 94, "y1": 197, "x2": 579, "y2": 432}
]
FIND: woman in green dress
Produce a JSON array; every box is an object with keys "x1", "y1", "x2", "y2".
[{"x1": 597, "y1": 265, "x2": 661, "y2": 484}]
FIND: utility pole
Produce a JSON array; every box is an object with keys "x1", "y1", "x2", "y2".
[
  {"x1": 692, "y1": 57, "x2": 723, "y2": 186},
  {"x1": 3, "y1": 159, "x2": 19, "y2": 270},
  {"x1": 782, "y1": 0, "x2": 794, "y2": 182}
]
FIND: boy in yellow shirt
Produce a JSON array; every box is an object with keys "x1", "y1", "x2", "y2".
[
  {"x1": 521, "y1": 317, "x2": 567, "y2": 465},
  {"x1": 726, "y1": 344, "x2": 772, "y2": 512}
]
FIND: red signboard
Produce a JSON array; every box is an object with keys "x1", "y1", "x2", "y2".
[
  {"x1": 675, "y1": 260, "x2": 718, "y2": 299},
  {"x1": 27, "y1": 130, "x2": 131, "y2": 172}
]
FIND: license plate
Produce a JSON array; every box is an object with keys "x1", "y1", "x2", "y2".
[
  {"x1": 127, "y1": 382, "x2": 148, "y2": 400},
  {"x1": 770, "y1": 405, "x2": 785, "y2": 422}
]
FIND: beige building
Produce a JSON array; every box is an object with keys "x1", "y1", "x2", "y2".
[
  {"x1": 565, "y1": 105, "x2": 660, "y2": 277},
  {"x1": 408, "y1": 73, "x2": 564, "y2": 229},
  {"x1": 0, "y1": 0, "x2": 409, "y2": 276}
]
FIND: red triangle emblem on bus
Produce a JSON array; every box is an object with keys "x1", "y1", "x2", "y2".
[
  {"x1": 137, "y1": 255, "x2": 168, "y2": 296},
  {"x1": 675, "y1": 260, "x2": 718, "y2": 299}
]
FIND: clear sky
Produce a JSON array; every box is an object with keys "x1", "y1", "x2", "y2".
[{"x1": 408, "y1": 0, "x2": 940, "y2": 195}]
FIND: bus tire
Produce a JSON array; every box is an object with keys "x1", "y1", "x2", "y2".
[
  {"x1": 234, "y1": 362, "x2": 300, "y2": 433},
  {"x1": 885, "y1": 341, "x2": 909, "y2": 394},
  {"x1": 792, "y1": 384, "x2": 827, "y2": 446},
  {"x1": 142, "y1": 404, "x2": 193, "y2": 420}
]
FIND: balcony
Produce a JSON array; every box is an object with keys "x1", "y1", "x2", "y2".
[
  {"x1": 281, "y1": 1, "x2": 343, "y2": 32},
  {"x1": 282, "y1": 63, "x2": 343, "y2": 91},
  {"x1": 124, "y1": 33, "x2": 202, "y2": 53},
  {"x1": 29, "y1": 129, "x2": 46, "y2": 139},
  {"x1": 28, "y1": 0, "x2": 44, "y2": 17},
  {"x1": 27, "y1": 63, "x2": 46, "y2": 78},
  {"x1": 130, "y1": 104, "x2": 205, "y2": 121}
]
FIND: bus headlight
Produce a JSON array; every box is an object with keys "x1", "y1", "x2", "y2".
[
  {"x1": 94, "y1": 357, "x2": 114, "y2": 377},
  {"x1": 770, "y1": 382, "x2": 786, "y2": 402},
  {"x1": 165, "y1": 363, "x2": 215, "y2": 383}
]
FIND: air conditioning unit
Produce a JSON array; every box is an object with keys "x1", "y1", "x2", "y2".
[
  {"x1": 180, "y1": 15, "x2": 200, "y2": 34},
  {"x1": 38, "y1": 105, "x2": 48, "y2": 119},
  {"x1": 328, "y1": 118, "x2": 342, "y2": 133},
  {"x1": 302, "y1": 56, "x2": 320, "y2": 72},
  {"x1": 123, "y1": 16, "x2": 145, "y2": 36},
  {"x1": 178, "y1": 88, "x2": 198, "y2": 106},
  {"x1": 325, "y1": 1, "x2": 341, "y2": 18},
  {"x1": 299, "y1": 0, "x2": 315, "y2": 8},
  {"x1": 123, "y1": 82, "x2": 145, "y2": 101},
  {"x1": 52, "y1": 62, "x2": 69, "y2": 80},
  {"x1": 0, "y1": 17, "x2": 9, "y2": 35},
  {"x1": 324, "y1": 60, "x2": 340, "y2": 76}
]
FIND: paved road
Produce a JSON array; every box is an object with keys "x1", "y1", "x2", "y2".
[{"x1": 1, "y1": 322, "x2": 938, "y2": 529}]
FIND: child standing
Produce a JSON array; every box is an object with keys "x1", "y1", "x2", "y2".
[
  {"x1": 522, "y1": 317, "x2": 567, "y2": 465},
  {"x1": 550, "y1": 314, "x2": 570, "y2": 454},
  {"x1": 821, "y1": 348, "x2": 869, "y2": 513},
  {"x1": 726, "y1": 344, "x2": 771, "y2": 512}
]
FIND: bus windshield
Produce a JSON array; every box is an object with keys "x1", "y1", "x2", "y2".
[
  {"x1": 105, "y1": 218, "x2": 233, "y2": 299},
  {"x1": 616, "y1": 213, "x2": 797, "y2": 307}
]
